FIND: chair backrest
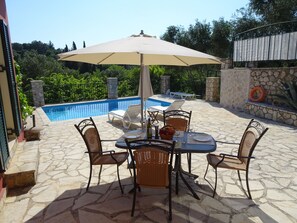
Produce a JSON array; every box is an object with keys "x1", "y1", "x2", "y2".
[
  {"x1": 124, "y1": 104, "x2": 141, "y2": 120},
  {"x1": 166, "y1": 99, "x2": 185, "y2": 111},
  {"x1": 238, "y1": 119, "x2": 268, "y2": 165},
  {"x1": 125, "y1": 139, "x2": 175, "y2": 188},
  {"x1": 163, "y1": 110, "x2": 192, "y2": 131},
  {"x1": 74, "y1": 117, "x2": 102, "y2": 163}
]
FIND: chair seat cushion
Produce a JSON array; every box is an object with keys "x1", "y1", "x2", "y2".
[
  {"x1": 207, "y1": 154, "x2": 247, "y2": 171},
  {"x1": 92, "y1": 152, "x2": 128, "y2": 165}
]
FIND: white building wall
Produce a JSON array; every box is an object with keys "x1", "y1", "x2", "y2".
[{"x1": 220, "y1": 69, "x2": 251, "y2": 110}]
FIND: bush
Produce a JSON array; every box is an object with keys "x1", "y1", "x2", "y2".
[
  {"x1": 15, "y1": 63, "x2": 33, "y2": 120},
  {"x1": 272, "y1": 80, "x2": 297, "y2": 111},
  {"x1": 42, "y1": 72, "x2": 107, "y2": 103}
]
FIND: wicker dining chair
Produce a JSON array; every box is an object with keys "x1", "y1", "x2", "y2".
[
  {"x1": 204, "y1": 119, "x2": 268, "y2": 199},
  {"x1": 163, "y1": 109, "x2": 192, "y2": 131},
  {"x1": 75, "y1": 117, "x2": 129, "y2": 193},
  {"x1": 125, "y1": 139, "x2": 176, "y2": 221},
  {"x1": 163, "y1": 109, "x2": 192, "y2": 173}
]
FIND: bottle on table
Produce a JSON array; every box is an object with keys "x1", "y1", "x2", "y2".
[
  {"x1": 154, "y1": 125, "x2": 159, "y2": 139},
  {"x1": 146, "y1": 118, "x2": 152, "y2": 139}
]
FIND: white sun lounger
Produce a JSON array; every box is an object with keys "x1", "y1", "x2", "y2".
[
  {"x1": 108, "y1": 104, "x2": 142, "y2": 129},
  {"x1": 148, "y1": 99, "x2": 185, "y2": 113},
  {"x1": 169, "y1": 92, "x2": 196, "y2": 100}
]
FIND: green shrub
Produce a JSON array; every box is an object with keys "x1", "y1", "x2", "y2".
[
  {"x1": 15, "y1": 63, "x2": 34, "y2": 120},
  {"x1": 272, "y1": 80, "x2": 297, "y2": 111},
  {"x1": 42, "y1": 72, "x2": 107, "y2": 103}
]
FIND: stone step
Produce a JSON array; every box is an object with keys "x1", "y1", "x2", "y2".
[{"x1": 4, "y1": 140, "x2": 39, "y2": 189}]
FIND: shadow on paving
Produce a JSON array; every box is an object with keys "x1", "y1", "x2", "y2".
[
  {"x1": 207, "y1": 101, "x2": 297, "y2": 130},
  {"x1": 7, "y1": 185, "x2": 35, "y2": 197},
  {"x1": 19, "y1": 175, "x2": 279, "y2": 223},
  {"x1": 196, "y1": 182, "x2": 279, "y2": 223}
]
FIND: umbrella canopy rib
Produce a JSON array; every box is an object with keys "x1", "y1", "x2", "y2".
[
  {"x1": 97, "y1": 53, "x2": 115, "y2": 64},
  {"x1": 173, "y1": 55, "x2": 189, "y2": 66}
]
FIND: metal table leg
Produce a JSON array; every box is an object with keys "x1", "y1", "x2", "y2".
[{"x1": 176, "y1": 152, "x2": 200, "y2": 200}]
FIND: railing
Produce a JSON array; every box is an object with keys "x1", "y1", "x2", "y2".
[
  {"x1": 232, "y1": 20, "x2": 297, "y2": 63},
  {"x1": 43, "y1": 82, "x2": 107, "y2": 104}
]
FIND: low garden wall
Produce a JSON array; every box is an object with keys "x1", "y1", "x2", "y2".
[
  {"x1": 245, "y1": 102, "x2": 297, "y2": 127},
  {"x1": 247, "y1": 67, "x2": 297, "y2": 127},
  {"x1": 250, "y1": 67, "x2": 297, "y2": 104},
  {"x1": 220, "y1": 67, "x2": 297, "y2": 127}
]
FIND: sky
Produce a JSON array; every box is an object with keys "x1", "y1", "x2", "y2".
[{"x1": 6, "y1": 0, "x2": 250, "y2": 49}]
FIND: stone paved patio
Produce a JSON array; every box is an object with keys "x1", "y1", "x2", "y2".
[{"x1": 1, "y1": 97, "x2": 297, "y2": 223}]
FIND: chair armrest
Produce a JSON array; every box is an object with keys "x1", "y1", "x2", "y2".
[
  {"x1": 216, "y1": 140, "x2": 240, "y2": 145},
  {"x1": 85, "y1": 150, "x2": 115, "y2": 154},
  {"x1": 102, "y1": 150, "x2": 116, "y2": 154},
  {"x1": 219, "y1": 153, "x2": 255, "y2": 159}
]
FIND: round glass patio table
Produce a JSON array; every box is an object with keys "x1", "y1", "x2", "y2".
[{"x1": 115, "y1": 131, "x2": 217, "y2": 199}]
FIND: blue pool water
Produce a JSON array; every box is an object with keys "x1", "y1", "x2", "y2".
[{"x1": 42, "y1": 97, "x2": 170, "y2": 122}]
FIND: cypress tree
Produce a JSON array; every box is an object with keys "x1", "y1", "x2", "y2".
[
  {"x1": 72, "y1": 41, "x2": 77, "y2": 50},
  {"x1": 64, "y1": 44, "x2": 69, "y2": 52}
]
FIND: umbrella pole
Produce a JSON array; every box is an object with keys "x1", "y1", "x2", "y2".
[
  {"x1": 144, "y1": 100, "x2": 147, "y2": 120},
  {"x1": 140, "y1": 54, "x2": 144, "y2": 129}
]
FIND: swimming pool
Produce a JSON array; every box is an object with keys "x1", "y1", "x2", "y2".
[{"x1": 42, "y1": 97, "x2": 170, "y2": 122}]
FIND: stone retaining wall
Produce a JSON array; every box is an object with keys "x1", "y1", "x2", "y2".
[
  {"x1": 250, "y1": 67, "x2": 297, "y2": 104},
  {"x1": 220, "y1": 67, "x2": 297, "y2": 127},
  {"x1": 245, "y1": 102, "x2": 297, "y2": 127}
]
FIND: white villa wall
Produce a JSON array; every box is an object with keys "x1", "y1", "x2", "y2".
[{"x1": 220, "y1": 69, "x2": 251, "y2": 110}]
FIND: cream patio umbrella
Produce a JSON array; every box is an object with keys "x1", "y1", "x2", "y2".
[
  {"x1": 138, "y1": 66, "x2": 153, "y2": 101},
  {"x1": 58, "y1": 31, "x2": 221, "y2": 126},
  {"x1": 138, "y1": 65, "x2": 153, "y2": 120}
]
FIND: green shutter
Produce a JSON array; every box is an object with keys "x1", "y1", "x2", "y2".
[
  {"x1": 0, "y1": 20, "x2": 22, "y2": 136},
  {"x1": 0, "y1": 91, "x2": 9, "y2": 171}
]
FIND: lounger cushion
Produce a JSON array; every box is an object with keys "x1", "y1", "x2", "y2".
[
  {"x1": 109, "y1": 110, "x2": 126, "y2": 118},
  {"x1": 148, "y1": 99, "x2": 185, "y2": 113},
  {"x1": 108, "y1": 104, "x2": 142, "y2": 129},
  {"x1": 148, "y1": 106, "x2": 168, "y2": 112}
]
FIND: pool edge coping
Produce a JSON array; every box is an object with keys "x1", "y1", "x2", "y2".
[{"x1": 37, "y1": 95, "x2": 175, "y2": 123}]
